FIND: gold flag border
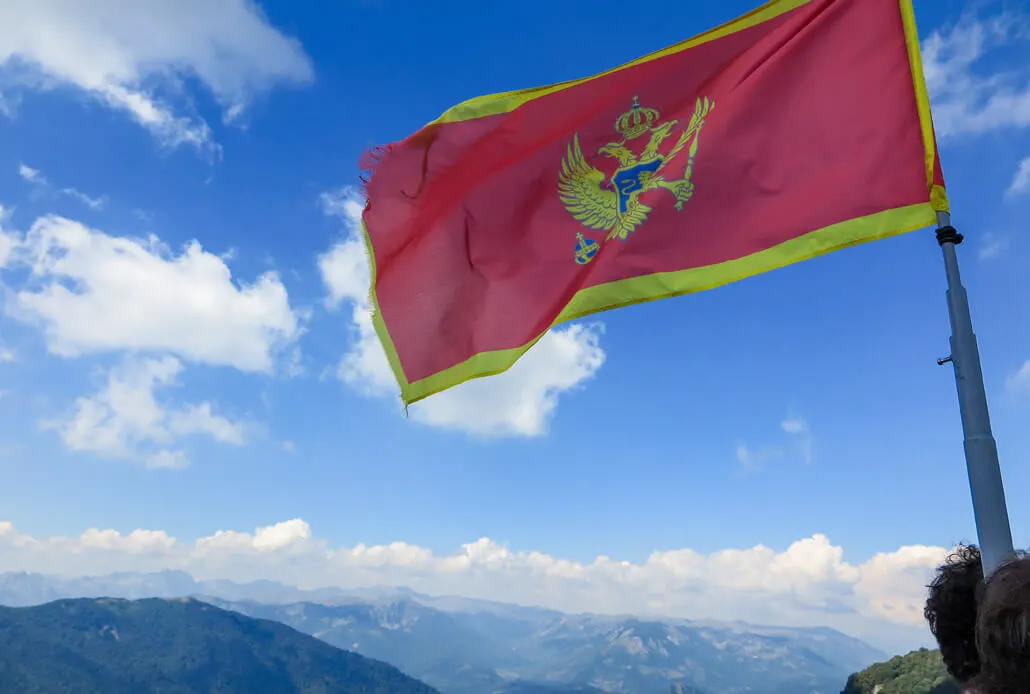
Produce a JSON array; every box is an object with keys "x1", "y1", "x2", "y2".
[{"x1": 365, "y1": 0, "x2": 948, "y2": 407}]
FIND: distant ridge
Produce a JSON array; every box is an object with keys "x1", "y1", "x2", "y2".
[
  {"x1": 0, "y1": 597, "x2": 440, "y2": 694},
  {"x1": 0, "y1": 571, "x2": 889, "y2": 694}
]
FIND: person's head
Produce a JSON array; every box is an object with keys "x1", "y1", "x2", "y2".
[
  {"x1": 925, "y1": 544, "x2": 983, "y2": 684},
  {"x1": 969, "y1": 555, "x2": 1030, "y2": 694}
]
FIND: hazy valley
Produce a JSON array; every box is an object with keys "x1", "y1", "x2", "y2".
[{"x1": 0, "y1": 570, "x2": 888, "y2": 694}]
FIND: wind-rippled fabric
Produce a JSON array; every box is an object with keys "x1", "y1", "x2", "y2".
[{"x1": 362, "y1": 0, "x2": 947, "y2": 406}]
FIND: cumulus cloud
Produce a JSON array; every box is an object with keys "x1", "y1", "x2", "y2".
[
  {"x1": 412, "y1": 324, "x2": 605, "y2": 437},
  {"x1": 317, "y1": 192, "x2": 368, "y2": 311},
  {"x1": 196, "y1": 519, "x2": 314, "y2": 554},
  {"x1": 317, "y1": 187, "x2": 606, "y2": 438},
  {"x1": 851, "y1": 545, "x2": 952, "y2": 625},
  {"x1": 922, "y1": 12, "x2": 1030, "y2": 138},
  {"x1": 0, "y1": 518, "x2": 951, "y2": 652},
  {"x1": 922, "y1": 12, "x2": 1030, "y2": 137},
  {"x1": 1008, "y1": 157, "x2": 1030, "y2": 196},
  {"x1": 2, "y1": 214, "x2": 300, "y2": 372},
  {"x1": 49, "y1": 355, "x2": 246, "y2": 469},
  {"x1": 0, "y1": 0, "x2": 313, "y2": 153},
  {"x1": 77, "y1": 527, "x2": 178, "y2": 554}
]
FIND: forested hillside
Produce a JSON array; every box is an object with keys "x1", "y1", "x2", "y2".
[{"x1": 840, "y1": 649, "x2": 961, "y2": 694}]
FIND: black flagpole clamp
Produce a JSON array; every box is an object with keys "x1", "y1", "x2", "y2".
[{"x1": 936, "y1": 225, "x2": 964, "y2": 246}]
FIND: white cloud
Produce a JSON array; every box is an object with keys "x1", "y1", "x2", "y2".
[
  {"x1": 18, "y1": 163, "x2": 44, "y2": 184},
  {"x1": 0, "y1": 0, "x2": 313, "y2": 152},
  {"x1": 781, "y1": 416, "x2": 813, "y2": 464},
  {"x1": 317, "y1": 191, "x2": 369, "y2": 311},
  {"x1": 337, "y1": 304, "x2": 409, "y2": 398},
  {"x1": 60, "y1": 188, "x2": 106, "y2": 211},
  {"x1": 317, "y1": 187, "x2": 607, "y2": 438},
  {"x1": 196, "y1": 519, "x2": 313, "y2": 553},
  {"x1": 49, "y1": 355, "x2": 246, "y2": 469},
  {"x1": 0, "y1": 91, "x2": 17, "y2": 118},
  {"x1": 735, "y1": 443, "x2": 783, "y2": 473},
  {"x1": 780, "y1": 418, "x2": 807, "y2": 435},
  {"x1": 0, "y1": 204, "x2": 13, "y2": 267},
  {"x1": 3, "y1": 214, "x2": 300, "y2": 372},
  {"x1": 979, "y1": 232, "x2": 1010, "y2": 261},
  {"x1": 851, "y1": 545, "x2": 953, "y2": 625},
  {"x1": 1008, "y1": 361, "x2": 1030, "y2": 392},
  {"x1": 922, "y1": 13, "x2": 1030, "y2": 138},
  {"x1": 735, "y1": 444, "x2": 749, "y2": 466},
  {"x1": 168, "y1": 402, "x2": 246, "y2": 445},
  {"x1": 411, "y1": 324, "x2": 605, "y2": 437},
  {"x1": 17, "y1": 163, "x2": 107, "y2": 210},
  {"x1": 1008, "y1": 157, "x2": 1030, "y2": 196},
  {"x1": 146, "y1": 450, "x2": 190, "y2": 471},
  {"x1": 78, "y1": 527, "x2": 177, "y2": 553},
  {"x1": 318, "y1": 188, "x2": 364, "y2": 232},
  {"x1": 0, "y1": 343, "x2": 13, "y2": 363},
  {"x1": 0, "y1": 517, "x2": 952, "y2": 652},
  {"x1": 736, "y1": 416, "x2": 813, "y2": 472}
]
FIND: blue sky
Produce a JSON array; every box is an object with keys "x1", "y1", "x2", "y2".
[{"x1": 1, "y1": 0, "x2": 1029, "y2": 653}]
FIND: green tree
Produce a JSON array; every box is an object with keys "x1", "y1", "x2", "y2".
[{"x1": 840, "y1": 648, "x2": 960, "y2": 694}]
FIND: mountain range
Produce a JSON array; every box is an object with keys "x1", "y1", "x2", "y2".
[
  {"x1": 0, "y1": 570, "x2": 890, "y2": 694},
  {"x1": 0, "y1": 597, "x2": 440, "y2": 693}
]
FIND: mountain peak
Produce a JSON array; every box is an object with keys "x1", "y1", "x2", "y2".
[
  {"x1": 0, "y1": 597, "x2": 441, "y2": 694},
  {"x1": 0, "y1": 570, "x2": 889, "y2": 694}
]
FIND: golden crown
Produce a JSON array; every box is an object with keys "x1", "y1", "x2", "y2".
[{"x1": 614, "y1": 96, "x2": 660, "y2": 140}]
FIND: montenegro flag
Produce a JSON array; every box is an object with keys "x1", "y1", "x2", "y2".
[{"x1": 361, "y1": 0, "x2": 948, "y2": 407}]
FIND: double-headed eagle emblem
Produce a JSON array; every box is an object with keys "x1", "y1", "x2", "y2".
[{"x1": 559, "y1": 95, "x2": 714, "y2": 265}]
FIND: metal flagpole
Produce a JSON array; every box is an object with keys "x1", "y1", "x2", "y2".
[{"x1": 935, "y1": 211, "x2": 1015, "y2": 577}]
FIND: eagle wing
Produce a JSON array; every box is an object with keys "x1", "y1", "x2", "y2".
[
  {"x1": 607, "y1": 197, "x2": 653, "y2": 241},
  {"x1": 559, "y1": 134, "x2": 619, "y2": 231}
]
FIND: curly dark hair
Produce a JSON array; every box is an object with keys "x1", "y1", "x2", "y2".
[
  {"x1": 968, "y1": 555, "x2": 1030, "y2": 694},
  {"x1": 924, "y1": 544, "x2": 983, "y2": 683}
]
